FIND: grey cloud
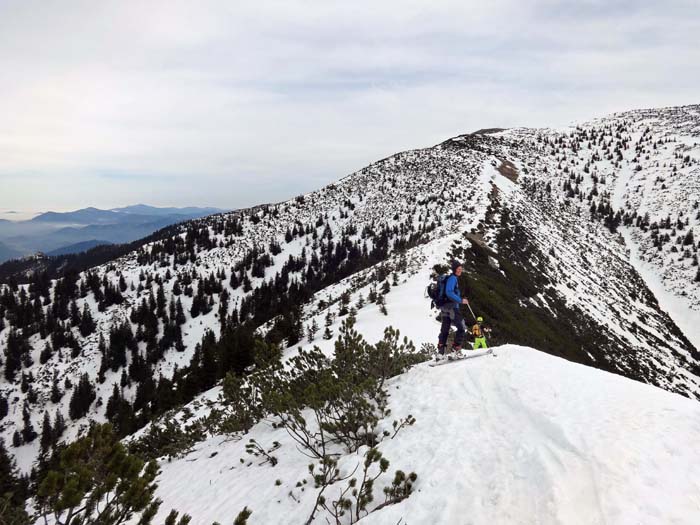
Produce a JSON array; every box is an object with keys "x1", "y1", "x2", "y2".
[{"x1": 0, "y1": 0, "x2": 698, "y2": 212}]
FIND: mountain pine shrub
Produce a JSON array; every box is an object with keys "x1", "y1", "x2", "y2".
[{"x1": 35, "y1": 423, "x2": 161, "y2": 525}]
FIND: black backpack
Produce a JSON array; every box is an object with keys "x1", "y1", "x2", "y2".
[{"x1": 427, "y1": 274, "x2": 449, "y2": 308}]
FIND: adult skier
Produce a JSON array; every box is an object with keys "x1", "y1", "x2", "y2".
[
  {"x1": 436, "y1": 259, "x2": 470, "y2": 361},
  {"x1": 472, "y1": 316, "x2": 491, "y2": 349}
]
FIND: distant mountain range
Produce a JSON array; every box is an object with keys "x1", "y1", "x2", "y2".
[
  {"x1": 0, "y1": 241, "x2": 22, "y2": 262},
  {"x1": 45, "y1": 239, "x2": 113, "y2": 256},
  {"x1": 0, "y1": 204, "x2": 226, "y2": 262}
]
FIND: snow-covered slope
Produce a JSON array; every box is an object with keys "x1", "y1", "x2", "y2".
[
  {"x1": 131, "y1": 229, "x2": 700, "y2": 524},
  {"x1": 0, "y1": 136, "x2": 494, "y2": 471},
  {"x1": 146, "y1": 344, "x2": 700, "y2": 525},
  {"x1": 500, "y1": 105, "x2": 700, "y2": 347},
  {"x1": 1, "y1": 105, "x2": 699, "y2": 483},
  {"x1": 485, "y1": 160, "x2": 699, "y2": 396}
]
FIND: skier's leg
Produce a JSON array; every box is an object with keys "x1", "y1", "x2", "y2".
[
  {"x1": 452, "y1": 310, "x2": 466, "y2": 351},
  {"x1": 438, "y1": 312, "x2": 451, "y2": 354},
  {"x1": 474, "y1": 337, "x2": 487, "y2": 350}
]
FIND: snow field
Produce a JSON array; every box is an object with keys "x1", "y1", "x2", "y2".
[{"x1": 147, "y1": 345, "x2": 700, "y2": 525}]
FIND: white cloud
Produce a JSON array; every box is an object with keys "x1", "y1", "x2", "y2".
[{"x1": 0, "y1": 0, "x2": 698, "y2": 211}]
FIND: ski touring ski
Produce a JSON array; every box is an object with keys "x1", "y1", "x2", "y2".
[{"x1": 429, "y1": 348, "x2": 494, "y2": 367}]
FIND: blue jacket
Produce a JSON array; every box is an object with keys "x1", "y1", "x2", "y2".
[{"x1": 444, "y1": 274, "x2": 462, "y2": 308}]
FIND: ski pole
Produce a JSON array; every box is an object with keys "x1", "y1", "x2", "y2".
[{"x1": 466, "y1": 302, "x2": 477, "y2": 321}]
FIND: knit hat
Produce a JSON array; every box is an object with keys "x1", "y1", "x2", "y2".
[{"x1": 451, "y1": 259, "x2": 463, "y2": 272}]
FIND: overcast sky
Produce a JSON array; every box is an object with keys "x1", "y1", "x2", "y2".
[{"x1": 0, "y1": 0, "x2": 698, "y2": 215}]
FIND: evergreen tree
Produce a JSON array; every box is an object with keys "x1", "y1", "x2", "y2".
[
  {"x1": 52, "y1": 409, "x2": 66, "y2": 443},
  {"x1": 106, "y1": 322, "x2": 136, "y2": 371},
  {"x1": 381, "y1": 281, "x2": 391, "y2": 295},
  {"x1": 21, "y1": 403, "x2": 37, "y2": 443},
  {"x1": 368, "y1": 286, "x2": 378, "y2": 303},
  {"x1": 683, "y1": 228, "x2": 695, "y2": 246},
  {"x1": 190, "y1": 284, "x2": 204, "y2": 318},
  {"x1": 175, "y1": 298, "x2": 186, "y2": 325},
  {"x1": 307, "y1": 318, "x2": 319, "y2": 342},
  {"x1": 377, "y1": 294, "x2": 388, "y2": 315},
  {"x1": 229, "y1": 271, "x2": 240, "y2": 290},
  {"x1": 168, "y1": 297, "x2": 177, "y2": 323},
  {"x1": 120, "y1": 370, "x2": 129, "y2": 388},
  {"x1": 40, "y1": 341, "x2": 53, "y2": 365},
  {"x1": 50, "y1": 373, "x2": 64, "y2": 404},
  {"x1": 119, "y1": 274, "x2": 128, "y2": 292},
  {"x1": 69, "y1": 300, "x2": 81, "y2": 327},
  {"x1": 20, "y1": 372, "x2": 30, "y2": 394},
  {"x1": 40, "y1": 411, "x2": 53, "y2": 452},
  {"x1": 4, "y1": 329, "x2": 30, "y2": 381},
  {"x1": 36, "y1": 424, "x2": 161, "y2": 525},
  {"x1": 68, "y1": 373, "x2": 96, "y2": 420},
  {"x1": 0, "y1": 394, "x2": 7, "y2": 421},
  {"x1": 106, "y1": 383, "x2": 122, "y2": 422},
  {"x1": 79, "y1": 303, "x2": 96, "y2": 337},
  {"x1": 338, "y1": 291, "x2": 351, "y2": 316},
  {"x1": 156, "y1": 284, "x2": 167, "y2": 317},
  {"x1": 174, "y1": 327, "x2": 186, "y2": 353},
  {"x1": 220, "y1": 373, "x2": 261, "y2": 434},
  {"x1": 97, "y1": 355, "x2": 108, "y2": 384},
  {"x1": 0, "y1": 438, "x2": 29, "y2": 525},
  {"x1": 26, "y1": 384, "x2": 38, "y2": 405}
]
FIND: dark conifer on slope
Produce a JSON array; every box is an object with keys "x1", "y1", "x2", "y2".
[
  {"x1": 0, "y1": 438, "x2": 29, "y2": 524},
  {"x1": 35, "y1": 424, "x2": 162, "y2": 525},
  {"x1": 40, "y1": 411, "x2": 53, "y2": 452},
  {"x1": 0, "y1": 394, "x2": 8, "y2": 421},
  {"x1": 68, "y1": 373, "x2": 96, "y2": 420}
]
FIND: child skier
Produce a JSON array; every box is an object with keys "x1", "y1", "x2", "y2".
[{"x1": 472, "y1": 316, "x2": 491, "y2": 350}]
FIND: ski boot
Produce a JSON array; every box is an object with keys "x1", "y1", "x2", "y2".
[
  {"x1": 449, "y1": 345, "x2": 464, "y2": 360},
  {"x1": 435, "y1": 343, "x2": 448, "y2": 362}
]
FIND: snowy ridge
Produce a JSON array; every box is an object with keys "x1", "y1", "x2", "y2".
[
  {"x1": 1, "y1": 104, "x2": 699, "y2": 485},
  {"x1": 481, "y1": 159, "x2": 700, "y2": 396},
  {"x1": 501, "y1": 105, "x2": 700, "y2": 344},
  {"x1": 145, "y1": 345, "x2": 700, "y2": 525}
]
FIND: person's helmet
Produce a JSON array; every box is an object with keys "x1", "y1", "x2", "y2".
[{"x1": 477, "y1": 316, "x2": 483, "y2": 322}]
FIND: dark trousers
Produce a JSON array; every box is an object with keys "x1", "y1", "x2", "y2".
[{"x1": 438, "y1": 308, "x2": 466, "y2": 349}]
